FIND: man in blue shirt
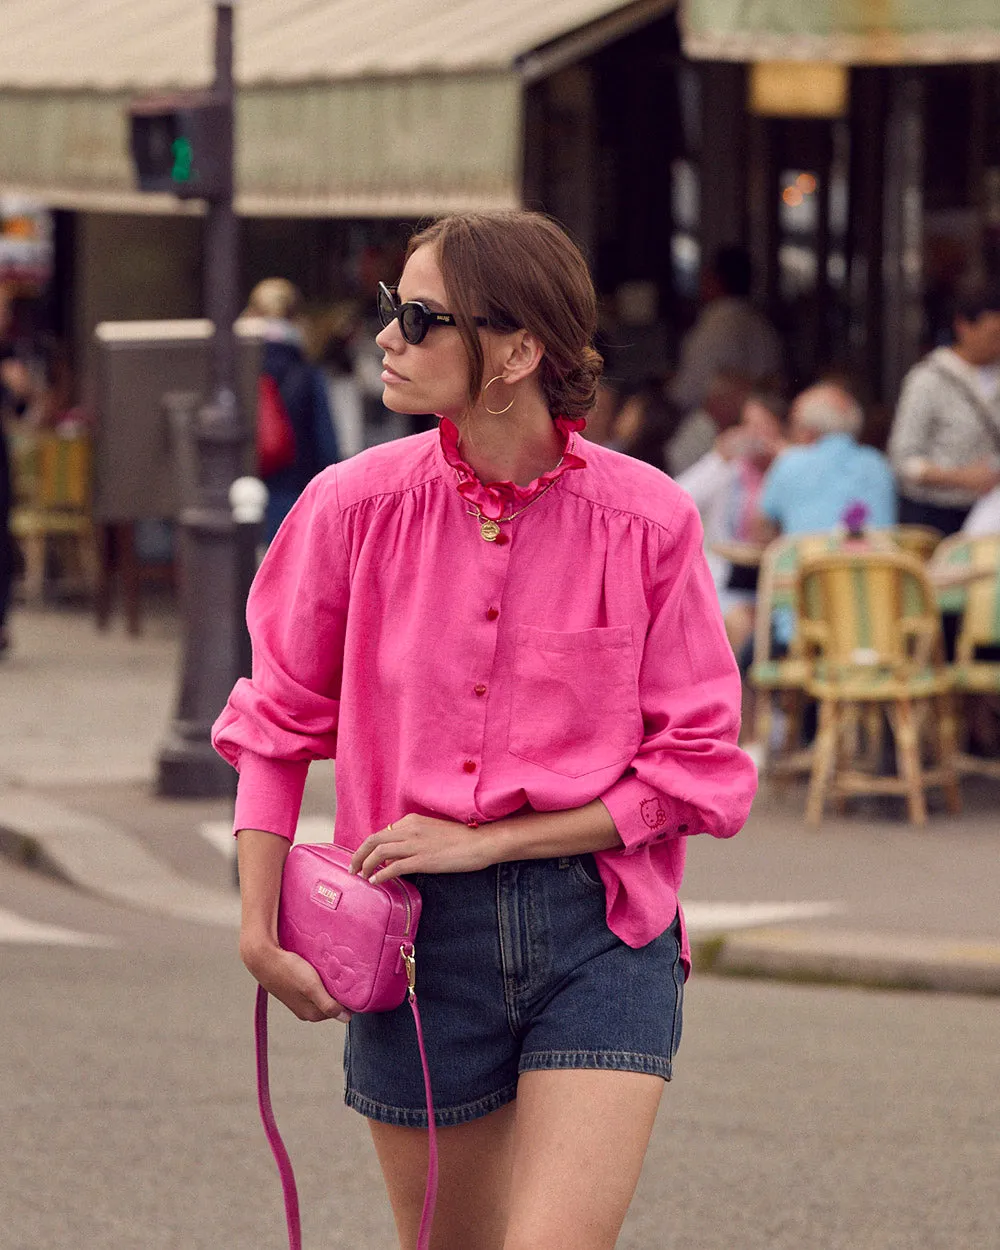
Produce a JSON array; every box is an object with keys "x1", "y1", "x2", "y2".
[{"x1": 757, "y1": 382, "x2": 896, "y2": 540}]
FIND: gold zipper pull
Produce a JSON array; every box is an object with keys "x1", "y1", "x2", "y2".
[{"x1": 401, "y1": 944, "x2": 416, "y2": 1000}]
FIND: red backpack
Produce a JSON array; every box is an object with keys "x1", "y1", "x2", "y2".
[{"x1": 255, "y1": 373, "x2": 296, "y2": 478}]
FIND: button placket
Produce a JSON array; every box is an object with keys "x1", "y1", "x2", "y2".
[{"x1": 461, "y1": 539, "x2": 512, "y2": 812}]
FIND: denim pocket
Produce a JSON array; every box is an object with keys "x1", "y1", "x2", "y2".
[
  {"x1": 570, "y1": 854, "x2": 604, "y2": 890},
  {"x1": 507, "y1": 625, "x2": 640, "y2": 778}
]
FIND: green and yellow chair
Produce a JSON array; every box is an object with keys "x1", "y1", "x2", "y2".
[
  {"x1": 944, "y1": 539, "x2": 1000, "y2": 780},
  {"x1": 796, "y1": 548, "x2": 961, "y2": 826},
  {"x1": 10, "y1": 430, "x2": 98, "y2": 605},
  {"x1": 748, "y1": 529, "x2": 899, "y2": 774}
]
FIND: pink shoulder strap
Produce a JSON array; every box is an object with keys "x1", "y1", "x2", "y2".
[{"x1": 255, "y1": 985, "x2": 438, "y2": 1250}]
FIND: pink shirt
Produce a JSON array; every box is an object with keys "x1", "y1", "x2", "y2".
[{"x1": 212, "y1": 418, "x2": 757, "y2": 967}]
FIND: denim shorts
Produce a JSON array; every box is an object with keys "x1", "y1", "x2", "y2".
[{"x1": 343, "y1": 854, "x2": 685, "y2": 1128}]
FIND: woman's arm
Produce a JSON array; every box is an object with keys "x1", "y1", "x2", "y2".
[
  {"x1": 350, "y1": 801, "x2": 622, "y2": 884},
  {"x1": 237, "y1": 828, "x2": 350, "y2": 1023}
]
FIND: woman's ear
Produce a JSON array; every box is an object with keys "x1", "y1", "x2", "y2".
[{"x1": 499, "y1": 330, "x2": 545, "y2": 385}]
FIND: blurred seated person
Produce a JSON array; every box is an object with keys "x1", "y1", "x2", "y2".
[
  {"x1": 678, "y1": 391, "x2": 787, "y2": 654},
  {"x1": 245, "y1": 278, "x2": 340, "y2": 542},
  {"x1": 755, "y1": 382, "x2": 897, "y2": 544},
  {"x1": 889, "y1": 277, "x2": 1000, "y2": 536},
  {"x1": 667, "y1": 245, "x2": 783, "y2": 475}
]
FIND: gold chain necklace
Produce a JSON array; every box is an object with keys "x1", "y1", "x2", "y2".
[{"x1": 466, "y1": 477, "x2": 560, "y2": 542}]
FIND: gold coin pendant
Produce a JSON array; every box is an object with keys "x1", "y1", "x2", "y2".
[{"x1": 479, "y1": 519, "x2": 501, "y2": 542}]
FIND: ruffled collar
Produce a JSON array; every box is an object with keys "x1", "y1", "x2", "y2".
[{"x1": 439, "y1": 415, "x2": 587, "y2": 520}]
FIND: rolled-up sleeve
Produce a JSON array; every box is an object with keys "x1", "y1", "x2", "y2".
[
  {"x1": 211, "y1": 467, "x2": 349, "y2": 839},
  {"x1": 600, "y1": 493, "x2": 757, "y2": 852}
]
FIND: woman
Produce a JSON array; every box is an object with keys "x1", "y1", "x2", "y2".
[{"x1": 213, "y1": 212, "x2": 756, "y2": 1250}]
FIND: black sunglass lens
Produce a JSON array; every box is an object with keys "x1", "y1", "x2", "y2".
[{"x1": 400, "y1": 304, "x2": 427, "y2": 344}]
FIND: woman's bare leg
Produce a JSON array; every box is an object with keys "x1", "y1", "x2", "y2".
[
  {"x1": 368, "y1": 1099, "x2": 516, "y2": 1250},
  {"x1": 503, "y1": 1069, "x2": 664, "y2": 1250}
]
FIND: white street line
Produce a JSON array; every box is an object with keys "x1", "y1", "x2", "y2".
[
  {"x1": 200, "y1": 816, "x2": 334, "y2": 857},
  {"x1": 195, "y1": 827, "x2": 844, "y2": 936},
  {"x1": 0, "y1": 907, "x2": 116, "y2": 947},
  {"x1": 684, "y1": 901, "x2": 845, "y2": 934}
]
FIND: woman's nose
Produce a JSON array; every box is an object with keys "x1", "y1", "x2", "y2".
[{"x1": 376, "y1": 321, "x2": 401, "y2": 351}]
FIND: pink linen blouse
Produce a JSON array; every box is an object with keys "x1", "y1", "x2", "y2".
[{"x1": 212, "y1": 417, "x2": 757, "y2": 969}]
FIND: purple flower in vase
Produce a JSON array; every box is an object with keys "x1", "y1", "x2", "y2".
[{"x1": 841, "y1": 501, "x2": 869, "y2": 538}]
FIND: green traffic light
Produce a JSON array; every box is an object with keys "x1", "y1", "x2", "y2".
[{"x1": 171, "y1": 136, "x2": 194, "y2": 183}]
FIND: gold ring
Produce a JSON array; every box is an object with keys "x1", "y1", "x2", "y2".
[{"x1": 387, "y1": 822, "x2": 394, "y2": 832}]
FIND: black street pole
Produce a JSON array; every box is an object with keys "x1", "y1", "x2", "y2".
[{"x1": 158, "y1": 1, "x2": 245, "y2": 797}]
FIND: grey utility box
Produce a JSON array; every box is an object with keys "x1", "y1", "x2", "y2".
[{"x1": 93, "y1": 318, "x2": 263, "y2": 522}]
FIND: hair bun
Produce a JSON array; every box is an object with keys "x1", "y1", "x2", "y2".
[{"x1": 542, "y1": 345, "x2": 604, "y2": 420}]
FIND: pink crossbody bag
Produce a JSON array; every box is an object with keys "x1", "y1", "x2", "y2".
[{"x1": 254, "y1": 842, "x2": 438, "y2": 1249}]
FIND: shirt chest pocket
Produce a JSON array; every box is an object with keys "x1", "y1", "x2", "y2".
[{"x1": 507, "y1": 625, "x2": 641, "y2": 778}]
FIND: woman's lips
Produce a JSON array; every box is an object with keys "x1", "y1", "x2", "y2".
[{"x1": 381, "y1": 362, "x2": 407, "y2": 383}]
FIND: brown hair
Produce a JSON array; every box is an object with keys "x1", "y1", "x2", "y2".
[{"x1": 405, "y1": 211, "x2": 603, "y2": 418}]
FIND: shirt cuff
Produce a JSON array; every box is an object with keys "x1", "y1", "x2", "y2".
[
  {"x1": 232, "y1": 752, "x2": 310, "y2": 842},
  {"x1": 600, "y1": 772, "x2": 703, "y2": 853}
]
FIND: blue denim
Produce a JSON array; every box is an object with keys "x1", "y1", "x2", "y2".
[{"x1": 344, "y1": 855, "x2": 684, "y2": 1128}]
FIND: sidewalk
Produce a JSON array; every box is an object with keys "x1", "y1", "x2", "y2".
[{"x1": 2, "y1": 604, "x2": 999, "y2": 993}]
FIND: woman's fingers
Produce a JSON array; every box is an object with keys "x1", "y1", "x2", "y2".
[{"x1": 247, "y1": 944, "x2": 352, "y2": 1024}]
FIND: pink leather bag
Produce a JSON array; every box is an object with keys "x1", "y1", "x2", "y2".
[{"x1": 254, "y1": 842, "x2": 437, "y2": 1249}]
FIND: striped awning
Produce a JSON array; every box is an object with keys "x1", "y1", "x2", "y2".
[
  {"x1": 0, "y1": 0, "x2": 674, "y2": 217},
  {"x1": 681, "y1": 0, "x2": 1000, "y2": 63}
]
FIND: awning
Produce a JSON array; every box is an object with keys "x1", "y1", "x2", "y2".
[
  {"x1": 0, "y1": 0, "x2": 674, "y2": 217},
  {"x1": 682, "y1": 0, "x2": 1000, "y2": 64}
]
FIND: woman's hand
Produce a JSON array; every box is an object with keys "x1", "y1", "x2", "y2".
[
  {"x1": 351, "y1": 813, "x2": 496, "y2": 884},
  {"x1": 241, "y1": 936, "x2": 351, "y2": 1024}
]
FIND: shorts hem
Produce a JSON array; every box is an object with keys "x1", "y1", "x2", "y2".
[
  {"x1": 344, "y1": 1081, "x2": 519, "y2": 1129},
  {"x1": 518, "y1": 1049, "x2": 673, "y2": 1081}
]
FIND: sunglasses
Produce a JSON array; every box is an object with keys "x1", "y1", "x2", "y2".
[{"x1": 377, "y1": 281, "x2": 488, "y2": 345}]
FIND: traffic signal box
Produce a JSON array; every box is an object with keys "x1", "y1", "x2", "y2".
[{"x1": 129, "y1": 92, "x2": 232, "y2": 200}]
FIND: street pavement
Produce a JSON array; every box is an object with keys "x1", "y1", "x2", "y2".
[
  {"x1": 1, "y1": 603, "x2": 999, "y2": 994},
  {"x1": 2, "y1": 603, "x2": 1000, "y2": 1250}
]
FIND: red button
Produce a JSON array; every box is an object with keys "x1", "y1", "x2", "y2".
[
  {"x1": 486, "y1": 607, "x2": 499, "y2": 621},
  {"x1": 474, "y1": 683, "x2": 487, "y2": 696},
  {"x1": 463, "y1": 760, "x2": 477, "y2": 773},
  {"x1": 494, "y1": 532, "x2": 509, "y2": 546},
  {"x1": 467, "y1": 819, "x2": 480, "y2": 828}
]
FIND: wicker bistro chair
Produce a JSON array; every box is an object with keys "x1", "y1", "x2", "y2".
[
  {"x1": 9, "y1": 430, "x2": 99, "y2": 604},
  {"x1": 882, "y1": 524, "x2": 943, "y2": 562},
  {"x1": 748, "y1": 534, "x2": 826, "y2": 774},
  {"x1": 795, "y1": 548, "x2": 962, "y2": 826},
  {"x1": 748, "y1": 529, "x2": 901, "y2": 774},
  {"x1": 927, "y1": 533, "x2": 1000, "y2": 617},
  {"x1": 943, "y1": 538, "x2": 1000, "y2": 780}
]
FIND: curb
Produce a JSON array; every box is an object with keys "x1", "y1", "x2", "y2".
[
  {"x1": 0, "y1": 789, "x2": 240, "y2": 928},
  {"x1": 3, "y1": 791, "x2": 999, "y2": 994},
  {"x1": 692, "y1": 927, "x2": 1000, "y2": 996}
]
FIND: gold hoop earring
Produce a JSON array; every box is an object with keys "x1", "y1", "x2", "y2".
[{"x1": 482, "y1": 375, "x2": 514, "y2": 415}]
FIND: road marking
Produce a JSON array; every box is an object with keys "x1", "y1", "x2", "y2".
[
  {"x1": 200, "y1": 816, "x2": 334, "y2": 857},
  {"x1": 684, "y1": 901, "x2": 845, "y2": 934},
  {"x1": 0, "y1": 906, "x2": 116, "y2": 947},
  {"x1": 196, "y1": 827, "x2": 844, "y2": 936}
]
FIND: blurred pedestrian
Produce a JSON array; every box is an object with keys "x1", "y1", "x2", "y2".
[
  {"x1": 0, "y1": 285, "x2": 38, "y2": 656},
  {"x1": 214, "y1": 211, "x2": 755, "y2": 1250},
  {"x1": 315, "y1": 303, "x2": 366, "y2": 459},
  {"x1": 668, "y1": 245, "x2": 783, "y2": 475},
  {"x1": 607, "y1": 376, "x2": 679, "y2": 473},
  {"x1": 889, "y1": 277, "x2": 1000, "y2": 536},
  {"x1": 679, "y1": 390, "x2": 787, "y2": 652},
  {"x1": 245, "y1": 278, "x2": 340, "y2": 542}
]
